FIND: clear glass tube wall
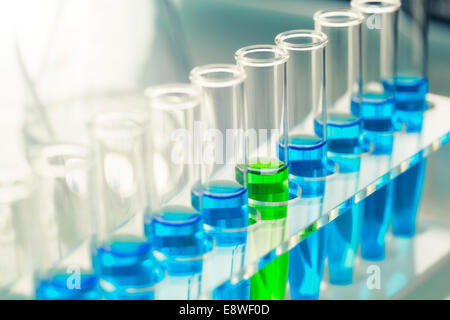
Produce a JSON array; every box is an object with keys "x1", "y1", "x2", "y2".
[
  {"x1": 396, "y1": 0, "x2": 429, "y2": 111},
  {"x1": 31, "y1": 144, "x2": 99, "y2": 300},
  {"x1": 350, "y1": 0, "x2": 401, "y2": 134},
  {"x1": 144, "y1": 84, "x2": 203, "y2": 213},
  {"x1": 189, "y1": 64, "x2": 247, "y2": 187},
  {"x1": 275, "y1": 30, "x2": 328, "y2": 178},
  {"x1": 0, "y1": 166, "x2": 35, "y2": 299},
  {"x1": 90, "y1": 111, "x2": 163, "y2": 300},
  {"x1": 314, "y1": 9, "x2": 364, "y2": 151},
  {"x1": 234, "y1": 45, "x2": 289, "y2": 173},
  {"x1": 189, "y1": 64, "x2": 248, "y2": 229}
]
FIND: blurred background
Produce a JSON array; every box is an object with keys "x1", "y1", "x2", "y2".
[{"x1": 0, "y1": 0, "x2": 448, "y2": 298}]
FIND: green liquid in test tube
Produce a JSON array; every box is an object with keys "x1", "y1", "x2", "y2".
[{"x1": 235, "y1": 45, "x2": 290, "y2": 300}]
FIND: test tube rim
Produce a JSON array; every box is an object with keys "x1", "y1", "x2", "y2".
[
  {"x1": 189, "y1": 64, "x2": 246, "y2": 88},
  {"x1": 275, "y1": 29, "x2": 328, "y2": 52},
  {"x1": 31, "y1": 143, "x2": 93, "y2": 178},
  {"x1": 234, "y1": 44, "x2": 289, "y2": 67},
  {"x1": 89, "y1": 110, "x2": 148, "y2": 141},
  {"x1": 350, "y1": 0, "x2": 401, "y2": 14},
  {"x1": 145, "y1": 83, "x2": 202, "y2": 111},
  {"x1": 314, "y1": 8, "x2": 365, "y2": 28}
]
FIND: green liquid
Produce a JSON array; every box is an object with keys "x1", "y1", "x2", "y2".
[
  {"x1": 236, "y1": 160, "x2": 289, "y2": 220},
  {"x1": 236, "y1": 159, "x2": 289, "y2": 300}
]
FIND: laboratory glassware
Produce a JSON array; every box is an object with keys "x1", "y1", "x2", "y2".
[
  {"x1": 275, "y1": 29, "x2": 330, "y2": 299},
  {"x1": 90, "y1": 111, "x2": 164, "y2": 299},
  {"x1": 144, "y1": 83, "x2": 213, "y2": 300},
  {"x1": 314, "y1": 8, "x2": 365, "y2": 285},
  {"x1": 351, "y1": 0, "x2": 401, "y2": 261},
  {"x1": 235, "y1": 44, "x2": 289, "y2": 300},
  {"x1": 189, "y1": 64, "x2": 250, "y2": 299},
  {"x1": 30, "y1": 144, "x2": 99, "y2": 299},
  {"x1": 17, "y1": 1, "x2": 192, "y2": 158},
  {"x1": 391, "y1": 0, "x2": 430, "y2": 237},
  {"x1": 0, "y1": 166, "x2": 35, "y2": 299}
]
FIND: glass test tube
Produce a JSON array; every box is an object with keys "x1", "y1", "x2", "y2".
[
  {"x1": 351, "y1": 0, "x2": 400, "y2": 261},
  {"x1": 31, "y1": 144, "x2": 99, "y2": 300},
  {"x1": 0, "y1": 166, "x2": 35, "y2": 299},
  {"x1": 391, "y1": 0, "x2": 429, "y2": 238},
  {"x1": 144, "y1": 84, "x2": 211, "y2": 300},
  {"x1": 275, "y1": 30, "x2": 332, "y2": 198},
  {"x1": 393, "y1": 0, "x2": 429, "y2": 117},
  {"x1": 314, "y1": 8, "x2": 365, "y2": 285},
  {"x1": 350, "y1": 0, "x2": 401, "y2": 153},
  {"x1": 189, "y1": 64, "x2": 250, "y2": 299},
  {"x1": 189, "y1": 64, "x2": 248, "y2": 228},
  {"x1": 90, "y1": 111, "x2": 164, "y2": 300},
  {"x1": 235, "y1": 45, "x2": 289, "y2": 300}
]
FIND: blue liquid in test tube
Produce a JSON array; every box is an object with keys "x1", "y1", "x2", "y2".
[
  {"x1": 92, "y1": 236, "x2": 163, "y2": 300},
  {"x1": 350, "y1": 0, "x2": 401, "y2": 260},
  {"x1": 35, "y1": 272, "x2": 99, "y2": 300},
  {"x1": 191, "y1": 181, "x2": 250, "y2": 300},
  {"x1": 314, "y1": 114, "x2": 364, "y2": 284},
  {"x1": 288, "y1": 223, "x2": 327, "y2": 300},
  {"x1": 389, "y1": 77, "x2": 428, "y2": 237},
  {"x1": 145, "y1": 206, "x2": 208, "y2": 299},
  {"x1": 275, "y1": 29, "x2": 329, "y2": 299},
  {"x1": 351, "y1": 94, "x2": 394, "y2": 261}
]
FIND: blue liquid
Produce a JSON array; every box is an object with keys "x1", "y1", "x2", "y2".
[
  {"x1": 289, "y1": 226, "x2": 327, "y2": 300},
  {"x1": 392, "y1": 156, "x2": 426, "y2": 237},
  {"x1": 351, "y1": 93, "x2": 395, "y2": 154},
  {"x1": 279, "y1": 134, "x2": 332, "y2": 198},
  {"x1": 93, "y1": 236, "x2": 162, "y2": 300},
  {"x1": 191, "y1": 181, "x2": 250, "y2": 300},
  {"x1": 327, "y1": 205, "x2": 362, "y2": 285},
  {"x1": 384, "y1": 76, "x2": 428, "y2": 111},
  {"x1": 191, "y1": 180, "x2": 248, "y2": 230},
  {"x1": 213, "y1": 279, "x2": 250, "y2": 300},
  {"x1": 351, "y1": 93, "x2": 394, "y2": 261},
  {"x1": 35, "y1": 272, "x2": 99, "y2": 300},
  {"x1": 360, "y1": 183, "x2": 393, "y2": 260},
  {"x1": 315, "y1": 113, "x2": 363, "y2": 154},
  {"x1": 281, "y1": 137, "x2": 330, "y2": 299},
  {"x1": 316, "y1": 113, "x2": 364, "y2": 285},
  {"x1": 389, "y1": 77, "x2": 427, "y2": 237},
  {"x1": 385, "y1": 76, "x2": 428, "y2": 132},
  {"x1": 145, "y1": 205, "x2": 206, "y2": 276}
]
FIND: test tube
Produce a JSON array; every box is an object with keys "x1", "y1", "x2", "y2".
[
  {"x1": 350, "y1": 0, "x2": 401, "y2": 152},
  {"x1": 314, "y1": 8, "x2": 365, "y2": 285},
  {"x1": 144, "y1": 84, "x2": 212, "y2": 300},
  {"x1": 391, "y1": 0, "x2": 429, "y2": 237},
  {"x1": 189, "y1": 64, "x2": 248, "y2": 229},
  {"x1": 392, "y1": 0, "x2": 429, "y2": 119},
  {"x1": 235, "y1": 45, "x2": 289, "y2": 300},
  {"x1": 289, "y1": 223, "x2": 327, "y2": 300},
  {"x1": 90, "y1": 111, "x2": 164, "y2": 300},
  {"x1": 351, "y1": 0, "x2": 400, "y2": 261},
  {"x1": 31, "y1": 144, "x2": 99, "y2": 299},
  {"x1": 189, "y1": 64, "x2": 250, "y2": 299},
  {"x1": 0, "y1": 166, "x2": 35, "y2": 299},
  {"x1": 274, "y1": 30, "x2": 330, "y2": 300},
  {"x1": 275, "y1": 30, "x2": 333, "y2": 198}
]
